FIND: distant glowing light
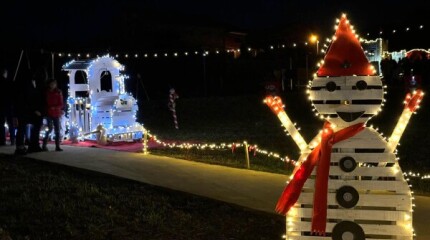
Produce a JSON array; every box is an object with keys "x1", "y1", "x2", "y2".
[{"x1": 309, "y1": 34, "x2": 318, "y2": 43}]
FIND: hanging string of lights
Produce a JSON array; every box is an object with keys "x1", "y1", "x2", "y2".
[
  {"x1": 142, "y1": 126, "x2": 430, "y2": 182},
  {"x1": 51, "y1": 22, "x2": 425, "y2": 60},
  {"x1": 366, "y1": 24, "x2": 425, "y2": 38},
  {"x1": 143, "y1": 129, "x2": 297, "y2": 166}
]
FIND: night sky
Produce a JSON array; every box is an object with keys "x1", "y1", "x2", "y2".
[{"x1": 1, "y1": 0, "x2": 428, "y2": 50}]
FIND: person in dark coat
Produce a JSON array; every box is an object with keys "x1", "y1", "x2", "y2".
[
  {"x1": 14, "y1": 68, "x2": 46, "y2": 154},
  {"x1": 0, "y1": 67, "x2": 16, "y2": 145}
]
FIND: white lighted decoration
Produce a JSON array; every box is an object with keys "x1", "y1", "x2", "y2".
[
  {"x1": 264, "y1": 96, "x2": 307, "y2": 152},
  {"x1": 269, "y1": 14, "x2": 422, "y2": 239},
  {"x1": 63, "y1": 55, "x2": 143, "y2": 142}
]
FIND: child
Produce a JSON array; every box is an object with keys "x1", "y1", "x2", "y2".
[{"x1": 42, "y1": 78, "x2": 64, "y2": 151}]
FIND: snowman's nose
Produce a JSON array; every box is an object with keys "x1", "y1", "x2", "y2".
[{"x1": 342, "y1": 100, "x2": 350, "y2": 105}]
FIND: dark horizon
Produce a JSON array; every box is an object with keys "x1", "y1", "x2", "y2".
[{"x1": 2, "y1": 0, "x2": 429, "y2": 52}]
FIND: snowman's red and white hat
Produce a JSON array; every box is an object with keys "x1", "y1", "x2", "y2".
[
  {"x1": 318, "y1": 14, "x2": 376, "y2": 77},
  {"x1": 309, "y1": 14, "x2": 383, "y2": 128}
]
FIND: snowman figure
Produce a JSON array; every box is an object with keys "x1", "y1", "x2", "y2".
[{"x1": 265, "y1": 14, "x2": 423, "y2": 239}]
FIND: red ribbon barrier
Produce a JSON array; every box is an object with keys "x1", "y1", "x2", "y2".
[{"x1": 275, "y1": 122, "x2": 364, "y2": 235}]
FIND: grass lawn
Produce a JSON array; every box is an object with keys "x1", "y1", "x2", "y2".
[
  {"x1": 0, "y1": 154, "x2": 284, "y2": 240},
  {"x1": 140, "y1": 85, "x2": 430, "y2": 173},
  {"x1": 1, "y1": 85, "x2": 429, "y2": 239}
]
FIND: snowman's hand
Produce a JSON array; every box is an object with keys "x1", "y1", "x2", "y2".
[
  {"x1": 265, "y1": 95, "x2": 308, "y2": 151},
  {"x1": 404, "y1": 89, "x2": 424, "y2": 112},
  {"x1": 387, "y1": 89, "x2": 424, "y2": 152},
  {"x1": 264, "y1": 95, "x2": 284, "y2": 114}
]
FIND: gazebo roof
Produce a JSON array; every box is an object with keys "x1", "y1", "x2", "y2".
[{"x1": 62, "y1": 60, "x2": 93, "y2": 70}]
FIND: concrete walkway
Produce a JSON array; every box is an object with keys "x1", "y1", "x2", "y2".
[{"x1": 1, "y1": 145, "x2": 429, "y2": 239}]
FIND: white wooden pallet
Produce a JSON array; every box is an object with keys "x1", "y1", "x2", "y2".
[
  {"x1": 298, "y1": 193, "x2": 411, "y2": 211},
  {"x1": 287, "y1": 221, "x2": 412, "y2": 237},
  {"x1": 286, "y1": 128, "x2": 413, "y2": 239}
]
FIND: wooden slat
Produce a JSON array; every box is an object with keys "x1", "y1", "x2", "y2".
[
  {"x1": 344, "y1": 76, "x2": 382, "y2": 86},
  {"x1": 333, "y1": 129, "x2": 386, "y2": 149},
  {"x1": 288, "y1": 208, "x2": 409, "y2": 221},
  {"x1": 297, "y1": 193, "x2": 412, "y2": 211},
  {"x1": 312, "y1": 90, "x2": 384, "y2": 101},
  {"x1": 303, "y1": 128, "x2": 388, "y2": 149},
  {"x1": 312, "y1": 76, "x2": 382, "y2": 87},
  {"x1": 307, "y1": 104, "x2": 379, "y2": 115},
  {"x1": 333, "y1": 139, "x2": 387, "y2": 149},
  {"x1": 288, "y1": 221, "x2": 412, "y2": 237},
  {"x1": 286, "y1": 236, "x2": 411, "y2": 240},
  {"x1": 337, "y1": 128, "x2": 384, "y2": 141},
  {"x1": 303, "y1": 179, "x2": 410, "y2": 193},
  {"x1": 354, "y1": 128, "x2": 383, "y2": 138},
  {"x1": 311, "y1": 165, "x2": 403, "y2": 178},
  {"x1": 330, "y1": 153, "x2": 396, "y2": 163},
  {"x1": 285, "y1": 236, "x2": 330, "y2": 240}
]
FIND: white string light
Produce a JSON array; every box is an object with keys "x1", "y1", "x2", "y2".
[{"x1": 144, "y1": 130, "x2": 296, "y2": 166}]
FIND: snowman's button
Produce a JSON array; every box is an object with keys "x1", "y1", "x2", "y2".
[
  {"x1": 332, "y1": 221, "x2": 365, "y2": 240},
  {"x1": 339, "y1": 156, "x2": 357, "y2": 172},
  {"x1": 326, "y1": 81, "x2": 337, "y2": 92},
  {"x1": 336, "y1": 186, "x2": 359, "y2": 208},
  {"x1": 356, "y1": 80, "x2": 368, "y2": 90}
]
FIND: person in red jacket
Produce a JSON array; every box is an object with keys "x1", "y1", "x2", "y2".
[{"x1": 42, "y1": 78, "x2": 64, "y2": 151}]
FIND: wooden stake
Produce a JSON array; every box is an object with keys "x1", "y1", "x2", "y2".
[
  {"x1": 143, "y1": 129, "x2": 149, "y2": 155},
  {"x1": 244, "y1": 141, "x2": 250, "y2": 169}
]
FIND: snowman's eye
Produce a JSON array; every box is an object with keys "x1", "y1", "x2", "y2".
[
  {"x1": 355, "y1": 80, "x2": 368, "y2": 90},
  {"x1": 326, "y1": 81, "x2": 337, "y2": 92}
]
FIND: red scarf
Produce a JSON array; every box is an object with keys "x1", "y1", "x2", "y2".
[{"x1": 275, "y1": 122, "x2": 364, "y2": 235}]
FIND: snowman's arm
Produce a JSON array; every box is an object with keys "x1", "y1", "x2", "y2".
[
  {"x1": 387, "y1": 90, "x2": 424, "y2": 153},
  {"x1": 290, "y1": 132, "x2": 322, "y2": 174},
  {"x1": 277, "y1": 111, "x2": 308, "y2": 151},
  {"x1": 265, "y1": 96, "x2": 308, "y2": 152}
]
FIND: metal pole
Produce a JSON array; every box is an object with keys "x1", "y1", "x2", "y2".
[
  {"x1": 244, "y1": 141, "x2": 250, "y2": 169},
  {"x1": 203, "y1": 54, "x2": 207, "y2": 97},
  {"x1": 289, "y1": 56, "x2": 293, "y2": 90},
  {"x1": 135, "y1": 76, "x2": 139, "y2": 100},
  {"x1": 13, "y1": 50, "x2": 24, "y2": 82},
  {"x1": 281, "y1": 71, "x2": 285, "y2": 92},
  {"x1": 305, "y1": 53, "x2": 309, "y2": 86},
  {"x1": 316, "y1": 41, "x2": 319, "y2": 55},
  {"x1": 51, "y1": 52, "x2": 55, "y2": 78}
]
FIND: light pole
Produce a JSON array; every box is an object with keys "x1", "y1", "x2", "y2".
[
  {"x1": 316, "y1": 40, "x2": 319, "y2": 54},
  {"x1": 310, "y1": 34, "x2": 319, "y2": 55}
]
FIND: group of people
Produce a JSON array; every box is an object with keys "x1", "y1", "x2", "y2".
[
  {"x1": 0, "y1": 67, "x2": 64, "y2": 155},
  {"x1": 380, "y1": 53, "x2": 430, "y2": 92}
]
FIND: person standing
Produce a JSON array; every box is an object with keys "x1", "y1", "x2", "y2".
[
  {"x1": 14, "y1": 68, "x2": 31, "y2": 154},
  {"x1": 0, "y1": 67, "x2": 15, "y2": 145},
  {"x1": 42, "y1": 79, "x2": 63, "y2": 151},
  {"x1": 14, "y1": 68, "x2": 46, "y2": 154},
  {"x1": 28, "y1": 69, "x2": 46, "y2": 153}
]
